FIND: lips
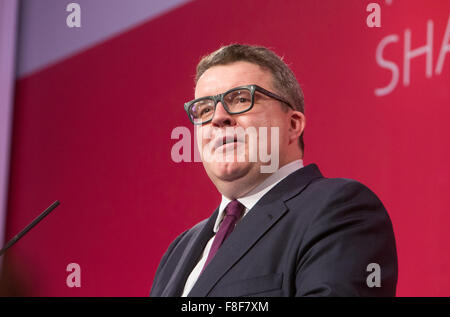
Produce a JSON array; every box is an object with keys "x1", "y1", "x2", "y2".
[{"x1": 212, "y1": 133, "x2": 245, "y2": 152}]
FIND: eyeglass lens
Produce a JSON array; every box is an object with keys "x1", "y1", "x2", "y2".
[{"x1": 189, "y1": 88, "x2": 253, "y2": 124}]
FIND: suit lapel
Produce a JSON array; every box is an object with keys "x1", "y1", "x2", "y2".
[
  {"x1": 161, "y1": 208, "x2": 219, "y2": 297},
  {"x1": 188, "y1": 163, "x2": 323, "y2": 297}
]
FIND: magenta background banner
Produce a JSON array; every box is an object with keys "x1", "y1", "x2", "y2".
[
  {"x1": 0, "y1": 0, "x2": 18, "y2": 255},
  {"x1": 16, "y1": 0, "x2": 192, "y2": 77},
  {"x1": 4, "y1": 0, "x2": 450, "y2": 296}
]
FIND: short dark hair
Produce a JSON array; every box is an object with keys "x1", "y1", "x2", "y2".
[{"x1": 195, "y1": 44, "x2": 305, "y2": 154}]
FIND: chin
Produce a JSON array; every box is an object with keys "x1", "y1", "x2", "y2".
[{"x1": 209, "y1": 161, "x2": 252, "y2": 182}]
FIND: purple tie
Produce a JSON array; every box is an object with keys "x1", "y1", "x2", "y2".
[{"x1": 201, "y1": 199, "x2": 245, "y2": 273}]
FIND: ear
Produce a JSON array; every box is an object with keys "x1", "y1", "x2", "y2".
[{"x1": 288, "y1": 111, "x2": 306, "y2": 145}]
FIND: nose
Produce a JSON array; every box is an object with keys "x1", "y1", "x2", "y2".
[{"x1": 211, "y1": 101, "x2": 236, "y2": 127}]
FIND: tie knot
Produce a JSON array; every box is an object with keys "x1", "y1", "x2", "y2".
[{"x1": 225, "y1": 200, "x2": 245, "y2": 218}]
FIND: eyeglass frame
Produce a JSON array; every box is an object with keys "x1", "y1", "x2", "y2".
[{"x1": 184, "y1": 84, "x2": 294, "y2": 125}]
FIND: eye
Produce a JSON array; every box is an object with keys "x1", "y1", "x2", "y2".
[
  {"x1": 236, "y1": 97, "x2": 250, "y2": 103},
  {"x1": 200, "y1": 107, "x2": 211, "y2": 115},
  {"x1": 226, "y1": 90, "x2": 252, "y2": 106},
  {"x1": 192, "y1": 99, "x2": 215, "y2": 118}
]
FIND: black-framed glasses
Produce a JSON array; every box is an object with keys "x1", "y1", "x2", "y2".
[{"x1": 184, "y1": 84, "x2": 293, "y2": 125}]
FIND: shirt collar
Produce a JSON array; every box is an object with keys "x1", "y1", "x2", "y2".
[{"x1": 213, "y1": 159, "x2": 304, "y2": 232}]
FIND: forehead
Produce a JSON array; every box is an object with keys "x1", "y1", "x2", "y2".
[{"x1": 195, "y1": 61, "x2": 274, "y2": 98}]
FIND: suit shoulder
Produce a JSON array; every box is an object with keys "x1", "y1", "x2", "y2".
[
  {"x1": 310, "y1": 176, "x2": 369, "y2": 190},
  {"x1": 186, "y1": 217, "x2": 209, "y2": 236},
  {"x1": 167, "y1": 217, "x2": 210, "y2": 248},
  {"x1": 159, "y1": 217, "x2": 209, "y2": 260},
  {"x1": 286, "y1": 175, "x2": 390, "y2": 227},
  {"x1": 307, "y1": 176, "x2": 383, "y2": 204},
  {"x1": 150, "y1": 216, "x2": 210, "y2": 295}
]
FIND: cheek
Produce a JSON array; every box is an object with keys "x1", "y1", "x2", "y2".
[
  {"x1": 245, "y1": 112, "x2": 286, "y2": 133},
  {"x1": 238, "y1": 113, "x2": 271, "y2": 130},
  {"x1": 195, "y1": 127, "x2": 202, "y2": 145},
  {"x1": 257, "y1": 115, "x2": 290, "y2": 148},
  {"x1": 196, "y1": 127, "x2": 210, "y2": 146}
]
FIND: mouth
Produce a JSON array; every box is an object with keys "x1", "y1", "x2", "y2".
[{"x1": 212, "y1": 134, "x2": 244, "y2": 152}]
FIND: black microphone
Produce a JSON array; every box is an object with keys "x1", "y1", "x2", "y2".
[{"x1": 0, "y1": 200, "x2": 60, "y2": 256}]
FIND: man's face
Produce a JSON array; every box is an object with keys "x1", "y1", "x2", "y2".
[{"x1": 195, "y1": 61, "x2": 295, "y2": 196}]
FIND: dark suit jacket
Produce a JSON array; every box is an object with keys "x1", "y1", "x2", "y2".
[{"x1": 150, "y1": 163, "x2": 398, "y2": 297}]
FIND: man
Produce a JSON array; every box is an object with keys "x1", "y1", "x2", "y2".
[{"x1": 150, "y1": 44, "x2": 397, "y2": 297}]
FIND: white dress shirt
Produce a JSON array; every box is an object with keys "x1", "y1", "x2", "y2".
[{"x1": 181, "y1": 159, "x2": 304, "y2": 296}]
